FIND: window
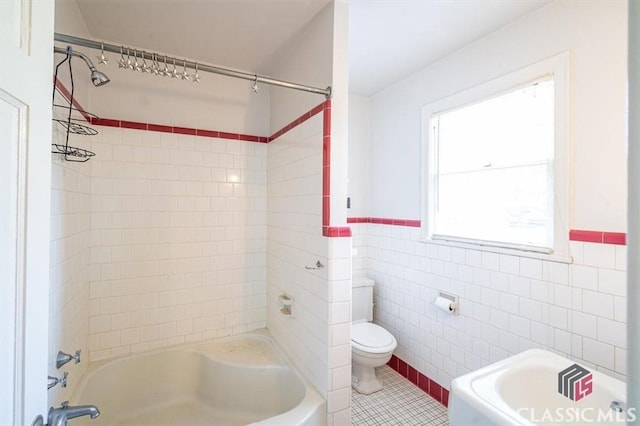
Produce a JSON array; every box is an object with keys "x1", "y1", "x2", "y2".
[{"x1": 422, "y1": 54, "x2": 569, "y2": 256}]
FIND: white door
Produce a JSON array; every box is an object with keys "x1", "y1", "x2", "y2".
[{"x1": 0, "y1": 1, "x2": 54, "y2": 425}]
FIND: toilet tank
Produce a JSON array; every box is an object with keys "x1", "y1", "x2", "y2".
[{"x1": 352, "y1": 277, "x2": 375, "y2": 322}]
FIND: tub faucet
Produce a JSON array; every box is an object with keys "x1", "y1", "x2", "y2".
[
  {"x1": 48, "y1": 401, "x2": 100, "y2": 426},
  {"x1": 610, "y1": 400, "x2": 626, "y2": 413}
]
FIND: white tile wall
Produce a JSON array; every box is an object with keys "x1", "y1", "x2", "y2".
[
  {"x1": 87, "y1": 127, "x2": 267, "y2": 361},
  {"x1": 51, "y1": 111, "x2": 348, "y2": 423},
  {"x1": 352, "y1": 223, "x2": 627, "y2": 390},
  {"x1": 266, "y1": 114, "x2": 352, "y2": 422},
  {"x1": 49, "y1": 117, "x2": 92, "y2": 404}
]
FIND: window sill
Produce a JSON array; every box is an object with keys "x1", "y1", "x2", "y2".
[{"x1": 417, "y1": 236, "x2": 573, "y2": 264}]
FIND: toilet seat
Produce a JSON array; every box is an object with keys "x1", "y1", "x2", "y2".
[{"x1": 351, "y1": 322, "x2": 397, "y2": 354}]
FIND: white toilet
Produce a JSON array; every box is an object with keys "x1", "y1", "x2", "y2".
[{"x1": 351, "y1": 276, "x2": 398, "y2": 394}]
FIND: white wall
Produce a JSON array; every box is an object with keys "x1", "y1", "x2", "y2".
[
  {"x1": 55, "y1": 2, "x2": 270, "y2": 137},
  {"x1": 269, "y1": 4, "x2": 334, "y2": 134},
  {"x1": 367, "y1": 0, "x2": 627, "y2": 232},
  {"x1": 349, "y1": 0, "x2": 628, "y2": 392},
  {"x1": 347, "y1": 94, "x2": 370, "y2": 218},
  {"x1": 88, "y1": 70, "x2": 270, "y2": 136}
]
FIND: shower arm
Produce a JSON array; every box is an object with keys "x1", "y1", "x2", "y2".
[
  {"x1": 54, "y1": 46, "x2": 97, "y2": 72},
  {"x1": 53, "y1": 33, "x2": 332, "y2": 98}
]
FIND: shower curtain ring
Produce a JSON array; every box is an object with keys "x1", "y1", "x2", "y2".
[{"x1": 252, "y1": 74, "x2": 259, "y2": 93}]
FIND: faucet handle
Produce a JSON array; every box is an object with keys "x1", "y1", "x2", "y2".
[
  {"x1": 47, "y1": 372, "x2": 68, "y2": 390},
  {"x1": 56, "y1": 349, "x2": 81, "y2": 369}
]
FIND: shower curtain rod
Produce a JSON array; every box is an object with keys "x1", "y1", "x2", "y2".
[{"x1": 54, "y1": 33, "x2": 332, "y2": 98}]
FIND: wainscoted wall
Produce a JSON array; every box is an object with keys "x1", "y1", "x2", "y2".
[
  {"x1": 86, "y1": 126, "x2": 268, "y2": 360},
  {"x1": 346, "y1": 0, "x2": 628, "y2": 404},
  {"x1": 266, "y1": 104, "x2": 352, "y2": 424},
  {"x1": 351, "y1": 222, "x2": 627, "y2": 393}
]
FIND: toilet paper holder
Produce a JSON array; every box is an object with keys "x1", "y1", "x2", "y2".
[{"x1": 435, "y1": 291, "x2": 459, "y2": 315}]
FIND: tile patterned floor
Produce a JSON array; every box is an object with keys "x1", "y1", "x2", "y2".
[{"x1": 351, "y1": 365, "x2": 450, "y2": 426}]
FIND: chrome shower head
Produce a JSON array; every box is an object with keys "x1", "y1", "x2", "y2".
[
  {"x1": 89, "y1": 67, "x2": 110, "y2": 86},
  {"x1": 54, "y1": 46, "x2": 110, "y2": 87}
]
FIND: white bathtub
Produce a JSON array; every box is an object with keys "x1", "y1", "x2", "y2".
[
  {"x1": 449, "y1": 349, "x2": 630, "y2": 425},
  {"x1": 69, "y1": 331, "x2": 326, "y2": 426}
]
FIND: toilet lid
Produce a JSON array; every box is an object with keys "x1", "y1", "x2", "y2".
[{"x1": 352, "y1": 323, "x2": 394, "y2": 348}]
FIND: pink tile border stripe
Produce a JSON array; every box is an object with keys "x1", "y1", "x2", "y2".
[
  {"x1": 569, "y1": 229, "x2": 626, "y2": 245},
  {"x1": 90, "y1": 117, "x2": 269, "y2": 143},
  {"x1": 387, "y1": 354, "x2": 449, "y2": 407},
  {"x1": 55, "y1": 77, "x2": 269, "y2": 142},
  {"x1": 349, "y1": 217, "x2": 627, "y2": 245},
  {"x1": 267, "y1": 99, "x2": 351, "y2": 238},
  {"x1": 55, "y1": 78, "x2": 351, "y2": 238},
  {"x1": 347, "y1": 217, "x2": 421, "y2": 227}
]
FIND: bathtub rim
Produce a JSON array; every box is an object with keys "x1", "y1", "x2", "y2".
[{"x1": 69, "y1": 328, "x2": 326, "y2": 426}]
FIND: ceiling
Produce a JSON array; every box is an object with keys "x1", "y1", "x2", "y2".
[
  {"x1": 348, "y1": 0, "x2": 550, "y2": 95},
  {"x1": 71, "y1": 0, "x2": 550, "y2": 97}
]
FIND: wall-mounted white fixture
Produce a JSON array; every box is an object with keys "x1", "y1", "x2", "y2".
[
  {"x1": 434, "y1": 291, "x2": 459, "y2": 315},
  {"x1": 279, "y1": 294, "x2": 294, "y2": 317}
]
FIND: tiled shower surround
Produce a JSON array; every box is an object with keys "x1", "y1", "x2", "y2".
[
  {"x1": 50, "y1": 98, "x2": 352, "y2": 423},
  {"x1": 87, "y1": 126, "x2": 268, "y2": 360},
  {"x1": 49, "y1": 128, "x2": 92, "y2": 402},
  {"x1": 351, "y1": 222, "x2": 627, "y2": 392}
]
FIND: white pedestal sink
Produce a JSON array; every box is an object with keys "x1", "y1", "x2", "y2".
[{"x1": 449, "y1": 349, "x2": 630, "y2": 425}]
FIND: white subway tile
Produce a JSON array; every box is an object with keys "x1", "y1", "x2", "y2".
[
  {"x1": 554, "y1": 329, "x2": 571, "y2": 355},
  {"x1": 570, "y1": 311, "x2": 597, "y2": 339},
  {"x1": 597, "y1": 317, "x2": 626, "y2": 349},
  {"x1": 546, "y1": 305, "x2": 568, "y2": 329},
  {"x1": 519, "y1": 258, "x2": 543, "y2": 280},
  {"x1": 465, "y1": 249, "x2": 482, "y2": 267},
  {"x1": 583, "y1": 243, "x2": 616, "y2": 269},
  {"x1": 615, "y1": 347, "x2": 627, "y2": 374},
  {"x1": 498, "y1": 254, "x2": 519, "y2": 275},
  {"x1": 569, "y1": 241, "x2": 584, "y2": 264},
  {"x1": 571, "y1": 264, "x2": 598, "y2": 290},
  {"x1": 508, "y1": 315, "x2": 530, "y2": 339},
  {"x1": 529, "y1": 280, "x2": 550, "y2": 303},
  {"x1": 597, "y1": 268, "x2": 626, "y2": 297},
  {"x1": 614, "y1": 296, "x2": 626, "y2": 323},
  {"x1": 582, "y1": 290, "x2": 614, "y2": 319},
  {"x1": 543, "y1": 262, "x2": 569, "y2": 285},
  {"x1": 507, "y1": 275, "x2": 530, "y2": 298},
  {"x1": 552, "y1": 283, "x2": 572, "y2": 308},
  {"x1": 519, "y1": 298, "x2": 542, "y2": 322},
  {"x1": 582, "y1": 338, "x2": 614, "y2": 370},
  {"x1": 614, "y1": 246, "x2": 627, "y2": 271},
  {"x1": 481, "y1": 252, "x2": 500, "y2": 271}
]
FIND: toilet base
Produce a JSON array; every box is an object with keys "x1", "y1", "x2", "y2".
[{"x1": 352, "y1": 363, "x2": 383, "y2": 395}]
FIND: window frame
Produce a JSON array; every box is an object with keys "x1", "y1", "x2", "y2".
[{"x1": 421, "y1": 53, "x2": 571, "y2": 259}]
